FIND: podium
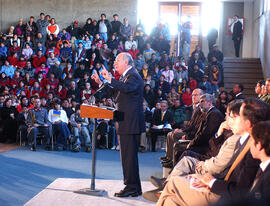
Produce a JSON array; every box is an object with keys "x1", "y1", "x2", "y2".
[{"x1": 74, "y1": 104, "x2": 123, "y2": 196}]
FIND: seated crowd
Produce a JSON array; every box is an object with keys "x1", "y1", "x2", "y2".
[
  {"x1": 0, "y1": 12, "x2": 269, "y2": 156},
  {"x1": 0, "y1": 11, "x2": 270, "y2": 205}
]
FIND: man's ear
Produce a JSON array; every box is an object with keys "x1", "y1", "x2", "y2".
[{"x1": 257, "y1": 141, "x2": 263, "y2": 152}]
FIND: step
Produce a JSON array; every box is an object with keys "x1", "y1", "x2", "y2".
[
  {"x1": 224, "y1": 73, "x2": 263, "y2": 79},
  {"x1": 224, "y1": 58, "x2": 261, "y2": 63}
]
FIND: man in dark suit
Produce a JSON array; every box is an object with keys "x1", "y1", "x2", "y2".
[
  {"x1": 160, "y1": 88, "x2": 204, "y2": 167},
  {"x1": 249, "y1": 121, "x2": 270, "y2": 203},
  {"x1": 92, "y1": 52, "x2": 145, "y2": 197},
  {"x1": 232, "y1": 15, "x2": 243, "y2": 57},
  {"x1": 233, "y1": 83, "x2": 245, "y2": 100},
  {"x1": 156, "y1": 98, "x2": 269, "y2": 206},
  {"x1": 150, "y1": 100, "x2": 173, "y2": 152}
]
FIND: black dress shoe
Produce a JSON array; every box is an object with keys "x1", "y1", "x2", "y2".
[
  {"x1": 114, "y1": 189, "x2": 140, "y2": 197},
  {"x1": 160, "y1": 156, "x2": 168, "y2": 160},
  {"x1": 162, "y1": 160, "x2": 173, "y2": 168},
  {"x1": 149, "y1": 176, "x2": 166, "y2": 188},
  {"x1": 161, "y1": 158, "x2": 171, "y2": 164}
]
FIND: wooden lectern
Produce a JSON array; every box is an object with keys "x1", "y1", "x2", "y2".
[{"x1": 74, "y1": 104, "x2": 123, "y2": 196}]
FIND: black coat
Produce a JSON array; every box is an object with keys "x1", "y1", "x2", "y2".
[
  {"x1": 232, "y1": 21, "x2": 243, "y2": 40},
  {"x1": 211, "y1": 141, "x2": 260, "y2": 201},
  {"x1": 211, "y1": 150, "x2": 259, "y2": 199},
  {"x1": 110, "y1": 68, "x2": 145, "y2": 134},
  {"x1": 151, "y1": 109, "x2": 173, "y2": 126},
  {"x1": 235, "y1": 93, "x2": 245, "y2": 100},
  {"x1": 189, "y1": 107, "x2": 224, "y2": 153},
  {"x1": 250, "y1": 164, "x2": 270, "y2": 203}
]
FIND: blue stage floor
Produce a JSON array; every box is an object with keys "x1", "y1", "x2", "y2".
[{"x1": 0, "y1": 146, "x2": 163, "y2": 206}]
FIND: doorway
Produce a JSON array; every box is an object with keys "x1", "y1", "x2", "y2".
[{"x1": 159, "y1": 2, "x2": 202, "y2": 57}]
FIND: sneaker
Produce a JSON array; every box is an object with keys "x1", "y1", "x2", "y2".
[
  {"x1": 30, "y1": 145, "x2": 36, "y2": 151},
  {"x1": 111, "y1": 145, "x2": 116, "y2": 150},
  {"x1": 116, "y1": 145, "x2": 119, "y2": 150},
  {"x1": 72, "y1": 145, "x2": 80, "y2": 152}
]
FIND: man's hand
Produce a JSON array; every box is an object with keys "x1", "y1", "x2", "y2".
[
  {"x1": 10, "y1": 113, "x2": 15, "y2": 119},
  {"x1": 152, "y1": 125, "x2": 158, "y2": 129},
  {"x1": 174, "y1": 128, "x2": 182, "y2": 134},
  {"x1": 217, "y1": 120, "x2": 230, "y2": 136},
  {"x1": 195, "y1": 161, "x2": 204, "y2": 171},
  {"x1": 100, "y1": 65, "x2": 112, "y2": 83},
  {"x1": 77, "y1": 123, "x2": 82, "y2": 130},
  {"x1": 182, "y1": 135, "x2": 186, "y2": 140},
  {"x1": 190, "y1": 173, "x2": 214, "y2": 188},
  {"x1": 91, "y1": 70, "x2": 102, "y2": 86},
  {"x1": 33, "y1": 123, "x2": 39, "y2": 127}
]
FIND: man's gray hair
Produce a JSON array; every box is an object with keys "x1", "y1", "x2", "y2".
[
  {"x1": 193, "y1": 88, "x2": 205, "y2": 95},
  {"x1": 200, "y1": 93, "x2": 216, "y2": 105},
  {"x1": 161, "y1": 100, "x2": 168, "y2": 106},
  {"x1": 122, "y1": 52, "x2": 134, "y2": 66}
]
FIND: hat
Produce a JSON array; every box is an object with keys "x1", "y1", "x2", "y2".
[
  {"x1": 74, "y1": 20, "x2": 78, "y2": 24},
  {"x1": 213, "y1": 44, "x2": 218, "y2": 47},
  {"x1": 48, "y1": 49, "x2": 54, "y2": 53}
]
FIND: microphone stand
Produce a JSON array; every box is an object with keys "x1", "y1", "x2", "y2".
[{"x1": 74, "y1": 84, "x2": 107, "y2": 196}]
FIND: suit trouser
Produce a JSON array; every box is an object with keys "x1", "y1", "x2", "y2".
[
  {"x1": 166, "y1": 130, "x2": 185, "y2": 161},
  {"x1": 119, "y1": 134, "x2": 142, "y2": 192},
  {"x1": 157, "y1": 176, "x2": 220, "y2": 206},
  {"x1": 233, "y1": 39, "x2": 241, "y2": 57}
]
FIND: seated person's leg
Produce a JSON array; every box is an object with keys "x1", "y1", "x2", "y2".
[
  {"x1": 38, "y1": 125, "x2": 52, "y2": 147},
  {"x1": 28, "y1": 127, "x2": 38, "y2": 150},
  {"x1": 72, "y1": 127, "x2": 81, "y2": 152},
  {"x1": 81, "y1": 126, "x2": 91, "y2": 152}
]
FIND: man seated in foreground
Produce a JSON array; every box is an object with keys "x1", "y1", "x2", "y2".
[
  {"x1": 156, "y1": 98, "x2": 269, "y2": 206},
  {"x1": 143, "y1": 100, "x2": 242, "y2": 202}
]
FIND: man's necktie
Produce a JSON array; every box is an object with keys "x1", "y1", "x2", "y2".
[
  {"x1": 161, "y1": 112, "x2": 164, "y2": 121},
  {"x1": 224, "y1": 137, "x2": 251, "y2": 181},
  {"x1": 250, "y1": 168, "x2": 263, "y2": 192}
]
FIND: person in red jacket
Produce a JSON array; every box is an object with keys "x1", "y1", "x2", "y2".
[
  {"x1": 189, "y1": 76, "x2": 197, "y2": 91},
  {"x1": 128, "y1": 45, "x2": 139, "y2": 60},
  {"x1": 16, "y1": 56, "x2": 27, "y2": 70},
  {"x1": 0, "y1": 72, "x2": 10, "y2": 87},
  {"x1": 33, "y1": 50, "x2": 46, "y2": 68},
  {"x1": 30, "y1": 71, "x2": 47, "y2": 88},
  {"x1": 7, "y1": 52, "x2": 18, "y2": 66},
  {"x1": 9, "y1": 70, "x2": 23, "y2": 87},
  {"x1": 81, "y1": 82, "x2": 94, "y2": 100},
  {"x1": 44, "y1": 72, "x2": 59, "y2": 90},
  {"x1": 55, "y1": 84, "x2": 67, "y2": 100},
  {"x1": 28, "y1": 81, "x2": 42, "y2": 98},
  {"x1": 40, "y1": 83, "x2": 54, "y2": 98},
  {"x1": 181, "y1": 87, "x2": 192, "y2": 107}
]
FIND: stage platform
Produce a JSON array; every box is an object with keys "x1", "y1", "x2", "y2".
[{"x1": 25, "y1": 178, "x2": 156, "y2": 206}]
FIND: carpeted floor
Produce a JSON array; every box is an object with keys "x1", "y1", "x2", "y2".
[{"x1": 0, "y1": 145, "x2": 163, "y2": 206}]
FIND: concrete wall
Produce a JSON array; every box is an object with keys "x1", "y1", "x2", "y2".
[
  {"x1": 0, "y1": 0, "x2": 137, "y2": 32},
  {"x1": 221, "y1": 2, "x2": 244, "y2": 58}
]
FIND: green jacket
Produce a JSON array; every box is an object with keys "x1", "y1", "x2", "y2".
[
  {"x1": 170, "y1": 106, "x2": 186, "y2": 124},
  {"x1": 260, "y1": 94, "x2": 270, "y2": 106}
]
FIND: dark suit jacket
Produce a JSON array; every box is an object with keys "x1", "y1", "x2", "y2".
[
  {"x1": 250, "y1": 164, "x2": 270, "y2": 202},
  {"x1": 232, "y1": 21, "x2": 243, "y2": 40},
  {"x1": 211, "y1": 137, "x2": 260, "y2": 200},
  {"x1": 189, "y1": 107, "x2": 224, "y2": 153},
  {"x1": 151, "y1": 109, "x2": 173, "y2": 126},
  {"x1": 182, "y1": 106, "x2": 203, "y2": 139},
  {"x1": 235, "y1": 93, "x2": 245, "y2": 100},
  {"x1": 110, "y1": 67, "x2": 145, "y2": 135}
]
